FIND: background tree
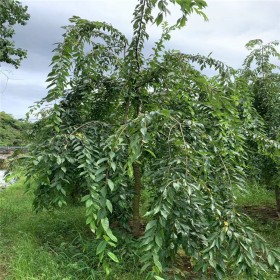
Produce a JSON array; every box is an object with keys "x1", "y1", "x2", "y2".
[
  {"x1": 0, "y1": 0, "x2": 29, "y2": 68},
  {"x1": 241, "y1": 39, "x2": 280, "y2": 214},
  {"x1": 0, "y1": 111, "x2": 30, "y2": 146},
  {"x1": 25, "y1": 1, "x2": 280, "y2": 279}
]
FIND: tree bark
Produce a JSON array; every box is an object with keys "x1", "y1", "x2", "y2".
[
  {"x1": 275, "y1": 186, "x2": 280, "y2": 215},
  {"x1": 132, "y1": 162, "x2": 142, "y2": 237}
]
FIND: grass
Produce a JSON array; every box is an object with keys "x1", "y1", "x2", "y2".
[
  {"x1": 0, "y1": 179, "x2": 143, "y2": 280},
  {"x1": 235, "y1": 182, "x2": 276, "y2": 207},
  {"x1": 235, "y1": 184, "x2": 280, "y2": 250},
  {"x1": 0, "y1": 180, "x2": 280, "y2": 279}
]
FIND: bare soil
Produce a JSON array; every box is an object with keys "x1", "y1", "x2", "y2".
[{"x1": 242, "y1": 206, "x2": 280, "y2": 221}]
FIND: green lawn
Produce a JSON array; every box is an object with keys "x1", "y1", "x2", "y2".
[{"x1": 1, "y1": 180, "x2": 279, "y2": 279}]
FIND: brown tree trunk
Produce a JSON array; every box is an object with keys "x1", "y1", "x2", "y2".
[
  {"x1": 275, "y1": 186, "x2": 280, "y2": 215},
  {"x1": 132, "y1": 162, "x2": 142, "y2": 237}
]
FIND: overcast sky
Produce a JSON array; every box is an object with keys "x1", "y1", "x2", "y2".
[{"x1": 0, "y1": 0, "x2": 279, "y2": 119}]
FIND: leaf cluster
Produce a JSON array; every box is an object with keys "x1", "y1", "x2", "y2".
[
  {"x1": 23, "y1": 2, "x2": 280, "y2": 279},
  {"x1": 0, "y1": 0, "x2": 30, "y2": 68}
]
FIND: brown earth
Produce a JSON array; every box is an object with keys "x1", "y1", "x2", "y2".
[{"x1": 242, "y1": 206, "x2": 280, "y2": 221}]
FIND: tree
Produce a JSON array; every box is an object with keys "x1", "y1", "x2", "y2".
[
  {"x1": 241, "y1": 39, "x2": 280, "y2": 214},
  {"x1": 25, "y1": 1, "x2": 280, "y2": 279},
  {"x1": 0, "y1": 111, "x2": 30, "y2": 146},
  {"x1": 0, "y1": 0, "x2": 29, "y2": 68}
]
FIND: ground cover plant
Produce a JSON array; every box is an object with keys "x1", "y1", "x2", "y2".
[
  {"x1": 0, "y1": 179, "x2": 143, "y2": 280},
  {"x1": 0, "y1": 180, "x2": 279, "y2": 279},
  {"x1": 1, "y1": 0, "x2": 280, "y2": 279}
]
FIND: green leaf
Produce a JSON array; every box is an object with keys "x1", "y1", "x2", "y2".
[
  {"x1": 109, "y1": 151, "x2": 115, "y2": 159},
  {"x1": 157, "y1": 1, "x2": 165, "y2": 11},
  {"x1": 95, "y1": 166, "x2": 107, "y2": 175},
  {"x1": 107, "y1": 251, "x2": 119, "y2": 263},
  {"x1": 179, "y1": 16, "x2": 186, "y2": 27},
  {"x1": 86, "y1": 199, "x2": 93, "y2": 208},
  {"x1": 86, "y1": 216, "x2": 93, "y2": 225},
  {"x1": 154, "y1": 276, "x2": 165, "y2": 280},
  {"x1": 146, "y1": 220, "x2": 157, "y2": 231},
  {"x1": 95, "y1": 173, "x2": 106, "y2": 182},
  {"x1": 110, "y1": 162, "x2": 116, "y2": 171},
  {"x1": 155, "y1": 13, "x2": 163, "y2": 26},
  {"x1": 140, "y1": 262, "x2": 151, "y2": 274},
  {"x1": 101, "y1": 217, "x2": 109, "y2": 232},
  {"x1": 155, "y1": 234, "x2": 162, "y2": 247},
  {"x1": 100, "y1": 186, "x2": 107, "y2": 198},
  {"x1": 106, "y1": 199, "x2": 113, "y2": 213},
  {"x1": 145, "y1": 149, "x2": 156, "y2": 158},
  {"x1": 140, "y1": 127, "x2": 147, "y2": 136},
  {"x1": 60, "y1": 188, "x2": 66, "y2": 196},
  {"x1": 268, "y1": 254, "x2": 275, "y2": 266},
  {"x1": 106, "y1": 228, "x2": 118, "y2": 243},
  {"x1": 97, "y1": 157, "x2": 108, "y2": 165},
  {"x1": 96, "y1": 240, "x2": 107, "y2": 255},
  {"x1": 81, "y1": 195, "x2": 90, "y2": 202},
  {"x1": 107, "y1": 179, "x2": 114, "y2": 191},
  {"x1": 153, "y1": 253, "x2": 163, "y2": 273},
  {"x1": 105, "y1": 265, "x2": 111, "y2": 276}
]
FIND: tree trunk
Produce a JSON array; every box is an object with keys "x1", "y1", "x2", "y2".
[
  {"x1": 275, "y1": 186, "x2": 280, "y2": 215},
  {"x1": 132, "y1": 162, "x2": 142, "y2": 237}
]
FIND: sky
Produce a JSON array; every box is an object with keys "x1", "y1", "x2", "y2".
[{"x1": 0, "y1": 0, "x2": 279, "y2": 119}]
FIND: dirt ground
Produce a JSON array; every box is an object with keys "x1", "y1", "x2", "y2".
[{"x1": 242, "y1": 206, "x2": 280, "y2": 221}]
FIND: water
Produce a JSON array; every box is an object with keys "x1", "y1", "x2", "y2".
[{"x1": 0, "y1": 170, "x2": 7, "y2": 188}]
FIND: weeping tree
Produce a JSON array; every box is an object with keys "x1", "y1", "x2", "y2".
[
  {"x1": 25, "y1": 0, "x2": 280, "y2": 279},
  {"x1": 241, "y1": 39, "x2": 280, "y2": 214}
]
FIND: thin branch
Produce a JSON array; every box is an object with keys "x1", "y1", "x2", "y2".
[{"x1": 70, "y1": 120, "x2": 110, "y2": 135}]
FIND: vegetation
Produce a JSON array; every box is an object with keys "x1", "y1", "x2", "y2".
[
  {"x1": 0, "y1": 0, "x2": 279, "y2": 279},
  {"x1": 0, "y1": 0, "x2": 29, "y2": 68},
  {"x1": 0, "y1": 111, "x2": 30, "y2": 169},
  {"x1": 241, "y1": 40, "x2": 280, "y2": 213},
  {"x1": 0, "y1": 180, "x2": 279, "y2": 280},
  {"x1": 0, "y1": 111, "x2": 30, "y2": 146},
  {"x1": 21, "y1": 1, "x2": 280, "y2": 279},
  {"x1": 0, "y1": 112, "x2": 30, "y2": 146}
]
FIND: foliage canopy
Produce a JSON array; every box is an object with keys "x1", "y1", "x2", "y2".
[
  {"x1": 0, "y1": 0, "x2": 29, "y2": 68},
  {"x1": 241, "y1": 39, "x2": 280, "y2": 212},
  {"x1": 24, "y1": 0, "x2": 280, "y2": 279}
]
